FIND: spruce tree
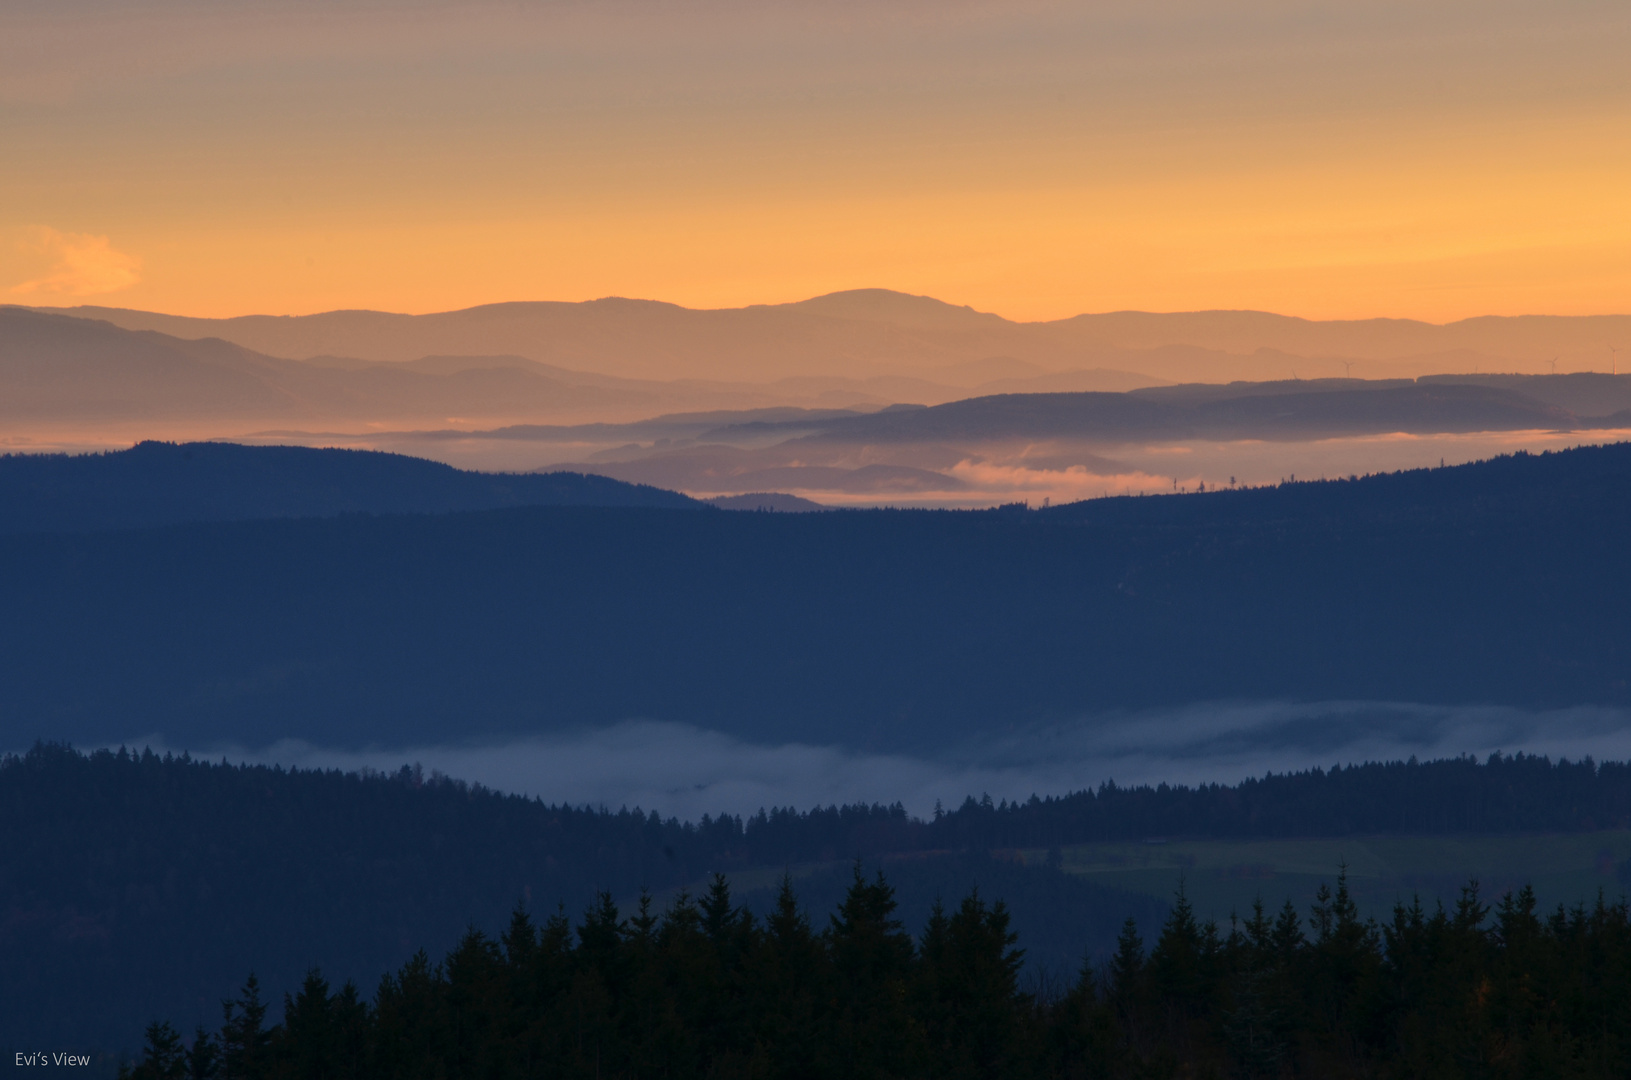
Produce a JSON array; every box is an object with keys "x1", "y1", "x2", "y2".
[
  {"x1": 217, "y1": 975, "x2": 271, "y2": 1080},
  {"x1": 119, "y1": 1021, "x2": 186, "y2": 1080}
]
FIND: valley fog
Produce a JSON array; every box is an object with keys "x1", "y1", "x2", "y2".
[{"x1": 110, "y1": 701, "x2": 1631, "y2": 821}]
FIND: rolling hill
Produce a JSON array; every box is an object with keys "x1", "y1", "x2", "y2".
[
  {"x1": 0, "y1": 441, "x2": 698, "y2": 534},
  {"x1": 1, "y1": 443, "x2": 1627, "y2": 754}
]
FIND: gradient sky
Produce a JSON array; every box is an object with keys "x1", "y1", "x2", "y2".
[{"x1": 3, "y1": 0, "x2": 1629, "y2": 321}]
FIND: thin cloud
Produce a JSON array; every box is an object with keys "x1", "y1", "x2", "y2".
[{"x1": 11, "y1": 226, "x2": 141, "y2": 297}]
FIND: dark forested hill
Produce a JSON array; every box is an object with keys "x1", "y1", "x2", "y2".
[
  {"x1": 0, "y1": 441, "x2": 698, "y2": 533},
  {"x1": 720, "y1": 379, "x2": 1588, "y2": 443},
  {"x1": 0, "y1": 745, "x2": 1160, "y2": 1053},
  {"x1": 1, "y1": 443, "x2": 1628, "y2": 751},
  {"x1": 9, "y1": 745, "x2": 1631, "y2": 1055}
]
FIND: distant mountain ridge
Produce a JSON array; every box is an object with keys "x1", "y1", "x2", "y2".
[
  {"x1": 28, "y1": 289, "x2": 1631, "y2": 384},
  {"x1": 0, "y1": 308, "x2": 678, "y2": 424},
  {"x1": 0, "y1": 441, "x2": 698, "y2": 533},
  {"x1": 704, "y1": 378, "x2": 1616, "y2": 446},
  {"x1": 0, "y1": 306, "x2": 1157, "y2": 426}
]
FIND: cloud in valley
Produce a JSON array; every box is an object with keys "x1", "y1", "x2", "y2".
[
  {"x1": 945, "y1": 460, "x2": 1183, "y2": 503},
  {"x1": 108, "y1": 702, "x2": 1631, "y2": 822}
]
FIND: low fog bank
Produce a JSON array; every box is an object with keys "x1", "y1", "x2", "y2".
[
  {"x1": 100, "y1": 702, "x2": 1631, "y2": 821},
  {"x1": 248, "y1": 428, "x2": 1631, "y2": 509},
  {"x1": 13, "y1": 428, "x2": 1629, "y2": 511}
]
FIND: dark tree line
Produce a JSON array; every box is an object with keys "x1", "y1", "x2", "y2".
[
  {"x1": 931, "y1": 752, "x2": 1631, "y2": 850},
  {"x1": 12, "y1": 745, "x2": 1629, "y2": 878},
  {"x1": 11, "y1": 744, "x2": 1631, "y2": 1052},
  {"x1": 0, "y1": 745, "x2": 1150, "y2": 1052},
  {"x1": 122, "y1": 867, "x2": 1631, "y2": 1080}
]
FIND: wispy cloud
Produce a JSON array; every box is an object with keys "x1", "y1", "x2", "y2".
[
  {"x1": 11, "y1": 226, "x2": 141, "y2": 297},
  {"x1": 105, "y1": 702, "x2": 1631, "y2": 821}
]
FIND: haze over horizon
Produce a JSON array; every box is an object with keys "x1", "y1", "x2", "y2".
[
  {"x1": 9, "y1": 291, "x2": 1631, "y2": 509},
  {"x1": 29, "y1": 289, "x2": 1631, "y2": 326},
  {"x1": 7, "y1": 0, "x2": 1631, "y2": 323}
]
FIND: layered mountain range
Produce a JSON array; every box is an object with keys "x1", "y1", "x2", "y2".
[
  {"x1": 8, "y1": 293, "x2": 1631, "y2": 506},
  {"x1": 0, "y1": 303, "x2": 1159, "y2": 427},
  {"x1": 29, "y1": 290, "x2": 1631, "y2": 381},
  {"x1": 9, "y1": 291, "x2": 1630, "y2": 434}
]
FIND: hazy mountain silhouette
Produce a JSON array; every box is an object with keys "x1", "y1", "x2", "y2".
[
  {"x1": 718, "y1": 380, "x2": 1578, "y2": 445},
  {"x1": 1168, "y1": 382, "x2": 1576, "y2": 438},
  {"x1": 783, "y1": 287, "x2": 1012, "y2": 329},
  {"x1": 1136, "y1": 373, "x2": 1631, "y2": 416},
  {"x1": 14, "y1": 298, "x2": 1627, "y2": 440},
  {"x1": 0, "y1": 441, "x2": 697, "y2": 533},
  {"x1": 331, "y1": 374, "x2": 1621, "y2": 501},
  {"x1": 0, "y1": 308, "x2": 684, "y2": 424},
  {"x1": 28, "y1": 294, "x2": 1036, "y2": 382},
  {"x1": 32, "y1": 290, "x2": 1631, "y2": 385},
  {"x1": 0, "y1": 305, "x2": 1159, "y2": 427},
  {"x1": 0, "y1": 309, "x2": 305, "y2": 421},
  {"x1": 1417, "y1": 372, "x2": 1631, "y2": 416}
]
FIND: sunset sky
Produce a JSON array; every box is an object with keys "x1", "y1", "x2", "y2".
[{"x1": 3, "y1": 0, "x2": 1629, "y2": 321}]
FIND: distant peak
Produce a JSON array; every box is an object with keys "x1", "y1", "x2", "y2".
[{"x1": 778, "y1": 288, "x2": 1010, "y2": 327}]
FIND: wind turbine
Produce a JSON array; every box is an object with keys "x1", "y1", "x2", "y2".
[
  {"x1": 1339, "y1": 360, "x2": 1354, "y2": 378},
  {"x1": 1548, "y1": 356, "x2": 1558, "y2": 375},
  {"x1": 1612, "y1": 345, "x2": 1619, "y2": 376}
]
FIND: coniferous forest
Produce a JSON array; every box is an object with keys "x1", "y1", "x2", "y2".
[
  {"x1": 122, "y1": 865, "x2": 1631, "y2": 1080},
  {"x1": 5, "y1": 445, "x2": 1631, "y2": 1070},
  {"x1": 13, "y1": 744, "x2": 1631, "y2": 1069},
  {"x1": 6, "y1": 443, "x2": 1631, "y2": 757}
]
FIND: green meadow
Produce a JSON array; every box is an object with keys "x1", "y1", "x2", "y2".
[{"x1": 1016, "y1": 830, "x2": 1631, "y2": 925}]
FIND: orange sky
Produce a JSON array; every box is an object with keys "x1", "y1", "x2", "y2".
[{"x1": 4, "y1": 0, "x2": 1630, "y2": 322}]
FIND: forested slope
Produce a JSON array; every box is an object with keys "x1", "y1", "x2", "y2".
[
  {"x1": 2, "y1": 444, "x2": 1628, "y2": 750},
  {"x1": 0, "y1": 441, "x2": 696, "y2": 533},
  {"x1": 8, "y1": 746, "x2": 1631, "y2": 1053},
  {"x1": 0, "y1": 746, "x2": 1154, "y2": 1052}
]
